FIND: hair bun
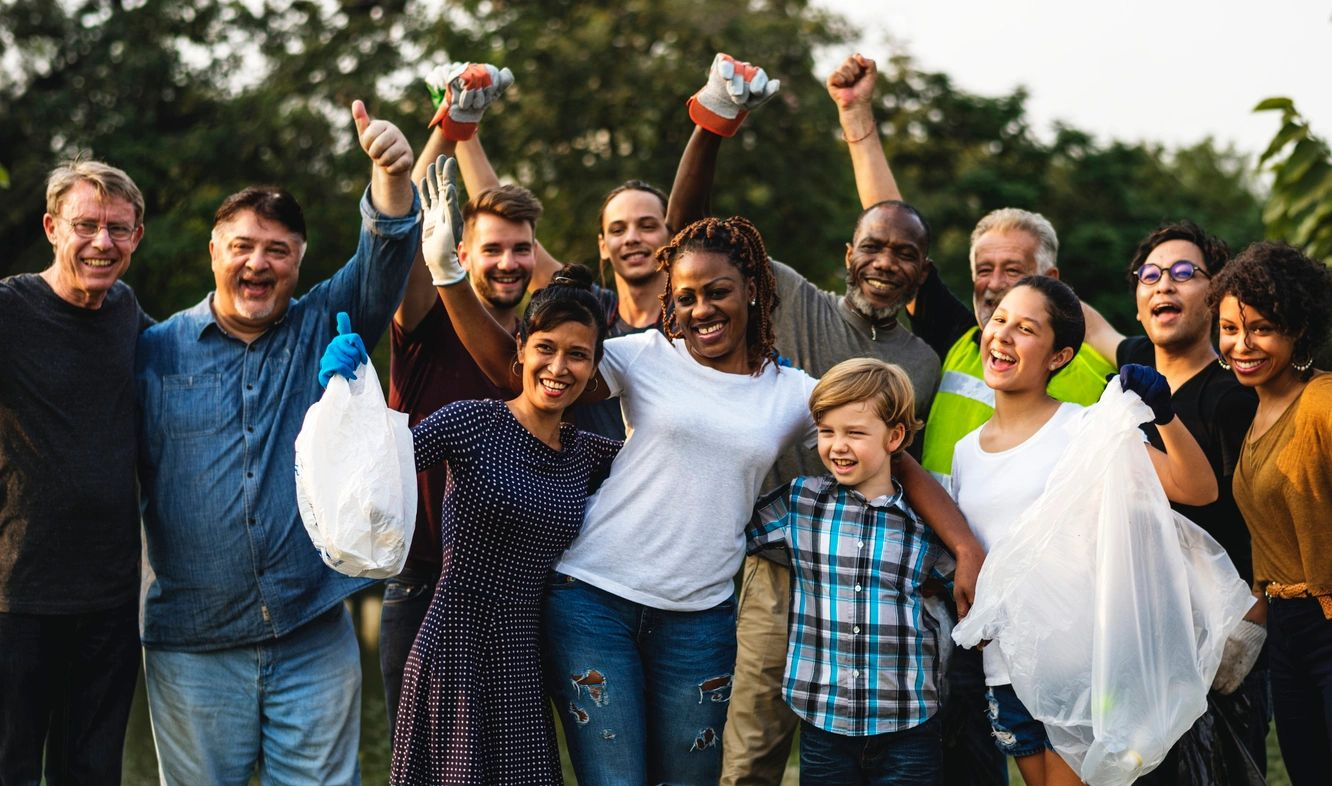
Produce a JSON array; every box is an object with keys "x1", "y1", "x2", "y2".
[{"x1": 551, "y1": 264, "x2": 595, "y2": 291}]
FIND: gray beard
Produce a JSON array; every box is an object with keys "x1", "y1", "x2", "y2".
[{"x1": 844, "y1": 270, "x2": 906, "y2": 322}]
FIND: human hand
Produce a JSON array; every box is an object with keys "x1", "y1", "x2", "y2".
[
  {"x1": 1211, "y1": 619, "x2": 1266, "y2": 694},
  {"x1": 826, "y1": 53, "x2": 877, "y2": 111},
  {"x1": 687, "y1": 52, "x2": 781, "y2": 137},
  {"x1": 952, "y1": 547, "x2": 983, "y2": 619},
  {"x1": 425, "y1": 62, "x2": 515, "y2": 141},
  {"x1": 1119, "y1": 363, "x2": 1174, "y2": 425},
  {"x1": 420, "y1": 155, "x2": 466, "y2": 286},
  {"x1": 319, "y1": 312, "x2": 368, "y2": 388},
  {"x1": 352, "y1": 100, "x2": 413, "y2": 175}
]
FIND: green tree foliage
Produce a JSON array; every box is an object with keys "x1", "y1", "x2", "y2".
[
  {"x1": 1255, "y1": 97, "x2": 1332, "y2": 263},
  {"x1": 2, "y1": 0, "x2": 1263, "y2": 334}
]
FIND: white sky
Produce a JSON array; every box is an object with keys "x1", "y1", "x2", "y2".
[{"x1": 817, "y1": 0, "x2": 1332, "y2": 165}]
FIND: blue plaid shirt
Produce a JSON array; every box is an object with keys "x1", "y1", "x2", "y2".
[
  {"x1": 137, "y1": 187, "x2": 420, "y2": 651},
  {"x1": 749, "y1": 474, "x2": 951, "y2": 735}
]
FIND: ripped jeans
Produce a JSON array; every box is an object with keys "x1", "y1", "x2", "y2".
[{"x1": 542, "y1": 572, "x2": 737, "y2": 785}]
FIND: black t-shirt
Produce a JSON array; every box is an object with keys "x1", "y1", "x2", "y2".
[
  {"x1": 1118, "y1": 336, "x2": 1259, "y2": 582},
  {"x1": 909, "y1": 265, "x2": 976, "y2": 362},
  {"x1": 0, "y1": 274, "x2": 149, "y2": 613}
]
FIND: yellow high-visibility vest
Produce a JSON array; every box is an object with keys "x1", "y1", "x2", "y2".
[{"x1": 921, "y1": 326, "x2": 1116, "y2": 489}]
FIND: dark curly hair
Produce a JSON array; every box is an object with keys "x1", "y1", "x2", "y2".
[
  {"x1": 1208, "y1": 241, "x2": 1332, "y2": 379},
  {"x1": 520, "y1": 264, "x2": 608, "y2": 363},
  {"x1": 654, "y1": 216, "x2": 779, "y2": 375},
  {"x1": 1126, "y1": 220, "x2": 1230, "y2": 284}
]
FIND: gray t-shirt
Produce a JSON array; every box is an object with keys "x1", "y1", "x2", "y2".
[
  {"x1": 766, "y1": 259, "x2": 941, "y2": 487},
  {"x1": 0, "y1": 274, "x2": 148, "y2": 613}
]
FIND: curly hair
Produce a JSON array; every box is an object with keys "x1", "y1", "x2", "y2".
[
  {"x1": 1126, "y1": 220, "x2": 1230, "y2": 284},
  {"x1": 654, "y1": 216, "x2": 779, "y2": 375},
  {"x1": 1208, "y1": 241, "x2": 1332, "y2": 379}
]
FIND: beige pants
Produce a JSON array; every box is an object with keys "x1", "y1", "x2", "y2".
[{"x1": 720, "y1": 554, "x2": 800, "y2": 786}]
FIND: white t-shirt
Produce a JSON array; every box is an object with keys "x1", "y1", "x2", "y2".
[
  {"x1": 555, "y1": 331, "x2": 818, "y2": 611},
  {"x1": 952, "y1": 402, "x2": 1085, "y2": 685}
]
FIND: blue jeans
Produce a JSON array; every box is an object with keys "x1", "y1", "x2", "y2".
[
  {"x1": 377, "y1": 564, "x2": 438, "y2": 740},
  {"x1": 0, "y1": 601, "x2": 140, "y2": 786},
  {"x1": 143, "y1": 604, "x2": 362, "y2": 786},
  {"x1": 984, "y1": 684, "x2": 1053, "y2": 758},
  {"x1": 542, "y1": 572, "x2": 737, "y2": 785},
  {"x1": 799, "y1": 716, "x2": 942, "y2": 786},
  {"x1": 1268, "y1": 596, "x2": 1332, "y2": 786}
]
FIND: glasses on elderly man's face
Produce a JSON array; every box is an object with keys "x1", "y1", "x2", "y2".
[
  {"x1": 60, "y1": 217, "x2": 137, "y2": 242},
  {"x1": 1134, "y1": 260, "x2": 1211, "y2": 286}
]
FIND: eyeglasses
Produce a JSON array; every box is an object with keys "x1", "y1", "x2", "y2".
[
  {"x1": 1134, "y1": 260, "x2": 1211, "y2": 285},
  {"x1": 60, "y1": 217, "x2": 137, "y2": 242}
]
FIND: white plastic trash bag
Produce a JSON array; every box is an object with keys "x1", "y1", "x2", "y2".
[
  {"x1": 953, "y1": 380, "x2": 1254, "y2": 786},
  {"x1": 295, "y1": 359, "x2": 416, "y2": 579}
]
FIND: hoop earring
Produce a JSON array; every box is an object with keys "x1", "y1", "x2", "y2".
[
  {"x1": 1293, "y1": 354, "x2": 1314, "y2": 373},
  {"x1": 1217, "y1": 356, "x2": 1231, "y2": 371},
  {"x1": 511, "y1": 359, "x2": 522, "y2": 377},
  {"x1": 588, "y1": 376, "x2": 599, "y2": 393}
]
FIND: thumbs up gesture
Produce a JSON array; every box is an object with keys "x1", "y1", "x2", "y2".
[{"x1": 352, "y1": 99, "x2": 413, "y2": 175}]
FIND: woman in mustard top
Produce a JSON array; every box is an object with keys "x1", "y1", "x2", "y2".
[{"x1": 1210, "y1": 241, "x2": 1332, "y2": 786}]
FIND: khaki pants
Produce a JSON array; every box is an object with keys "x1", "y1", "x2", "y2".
[{"x1": 720, "y1": 554, "x2": 799, "y2": 786}]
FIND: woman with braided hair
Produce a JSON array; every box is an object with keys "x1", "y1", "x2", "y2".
[{"x1": 430, "y1": 208, "x2": 814, "y2": 783}]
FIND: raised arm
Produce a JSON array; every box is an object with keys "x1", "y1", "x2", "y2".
[
  {"x1": 895, "y1": 452, "x2": 985, "y2": 617},
  {"x1": 666, "y1": 53, "x2": 780, "y2": 231},
  {"x1": 1121, "y1": 364, "x2": 1219, "y2": 505},
  {"x1": 353, "y1": 100, "x2": 415, "y2": 217},
  {"x1": 827, "y1": 54, "x2": 901, "y2": 208},
  {"x1": 396, "y1": 127, "x2": 460, "y2": 331}
]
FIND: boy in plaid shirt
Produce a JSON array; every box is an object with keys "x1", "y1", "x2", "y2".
[{"x1": 748, "y1": 358, "x2": 981, "y2": 785}]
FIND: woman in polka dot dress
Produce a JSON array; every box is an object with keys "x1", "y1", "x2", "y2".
[{"x1": 320, "y1": 265, "x2": 618, "y2": 784}]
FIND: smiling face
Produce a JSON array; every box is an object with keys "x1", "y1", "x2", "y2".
[
  {"x1": 971, "y1": 228, "x2": 1045, "y2": 327},
  {"x1": 209, "y1": 209, "x2": 303, "y2": 339},
  {"x1": 514, "y1": 319, "x2": 599, "y2": 418},
  {"x1": 598, "y1": 189, "x2": 671, "y2": 286},
  {"x1": 844, "y1": 205, "x2": 929, "y2": 320},
  {"x1": 670, "y1": 250, "x2": 756, "y2": 374},
  {"x1": 1135, "y1": 239, "x2": 1214, "y2": 352},
  {"x1": 981, "y1": 284, "x2": 1074, "y2": 393},
  {"x1": 41, "y1": 181, "x2": 143, "y2": 309},
  {"x1": 817, "y1": 399, "x2": 906, "y2": 496},
  {"x1": 461, "y1": 212, "x2": 537, "y2": 311},
  {"x1": 1217, "y1": 295, "x2": 1300, "y2": 392}
]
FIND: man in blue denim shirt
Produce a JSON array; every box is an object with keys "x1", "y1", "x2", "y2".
[{"x1": 135, "y1": 101, "x2": 420, "y2": 785}]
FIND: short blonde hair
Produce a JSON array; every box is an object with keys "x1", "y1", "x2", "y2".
[
  {"x1": 809, "y1": 358, "x2": 922, "y2": 455},
  {"x1": 46, "y1": 159, "x2": 145, "y2": 225}
]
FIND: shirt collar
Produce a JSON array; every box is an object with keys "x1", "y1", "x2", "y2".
[
  {"x1": 183, "y1": 292, "x2": 292, "y2": 342},
  {"x1": 837, "y1": 297, "x2": 902, "y2": 341}
]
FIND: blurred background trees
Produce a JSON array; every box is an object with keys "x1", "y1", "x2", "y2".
[{"x1": 0, "y1": 0, "x2": 1281, "y2": 335}]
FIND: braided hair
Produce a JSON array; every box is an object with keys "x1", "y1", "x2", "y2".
[{"x1": 654, "y1": 216, "x2": 780, "y2": 376}]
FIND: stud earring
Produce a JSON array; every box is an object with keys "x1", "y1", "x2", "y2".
[{"x1": 750, "y1": 298, "x2": 756, "y2": 306}]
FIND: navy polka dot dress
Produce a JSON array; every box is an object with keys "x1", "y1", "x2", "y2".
[{"x1": 389, "y1": 399, "x2": 620, "y2": 785}]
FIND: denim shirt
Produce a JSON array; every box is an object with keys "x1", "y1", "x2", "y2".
[{"x1": 137, "y1": 187, "x2": 420, "y2": 651}]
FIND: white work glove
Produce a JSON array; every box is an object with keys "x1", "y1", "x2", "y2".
[
  {"x1": 419, "y1": 155, "x2": 466, "y2": 287},
  {"x1": 1211, "y1": 619, "x2": 1266, "y2": 695},
  {"x1": 687, "y1": 52, "x2": 781, "y2": 137},
  {"x1": 425, "y1": 61, "x2": 515, "y2": 140}
]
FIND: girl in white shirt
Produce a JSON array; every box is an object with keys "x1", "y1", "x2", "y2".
[{"x1": 951, "y1": 276, "x2": 1217, "y2": 786}]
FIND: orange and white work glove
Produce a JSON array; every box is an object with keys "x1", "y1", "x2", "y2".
[
  {"x1": 686, "y1": 53, "x2": 781, "y2": 137},
  {"x1": 425, "y1": 62, "x2": 514, "y2": 141}
]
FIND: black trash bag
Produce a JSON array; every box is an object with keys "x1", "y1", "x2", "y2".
[{"x1": 1142, "y1": 687, "x2": 1267, "y2": 786}]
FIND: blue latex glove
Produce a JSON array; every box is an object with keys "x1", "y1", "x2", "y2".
[
  {"x1": 318, "y1": 312, "x2": 368, "y2": 388},
  {"x1": 1119, "y1": 363, "x2": 1173, "y2": 425}
]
